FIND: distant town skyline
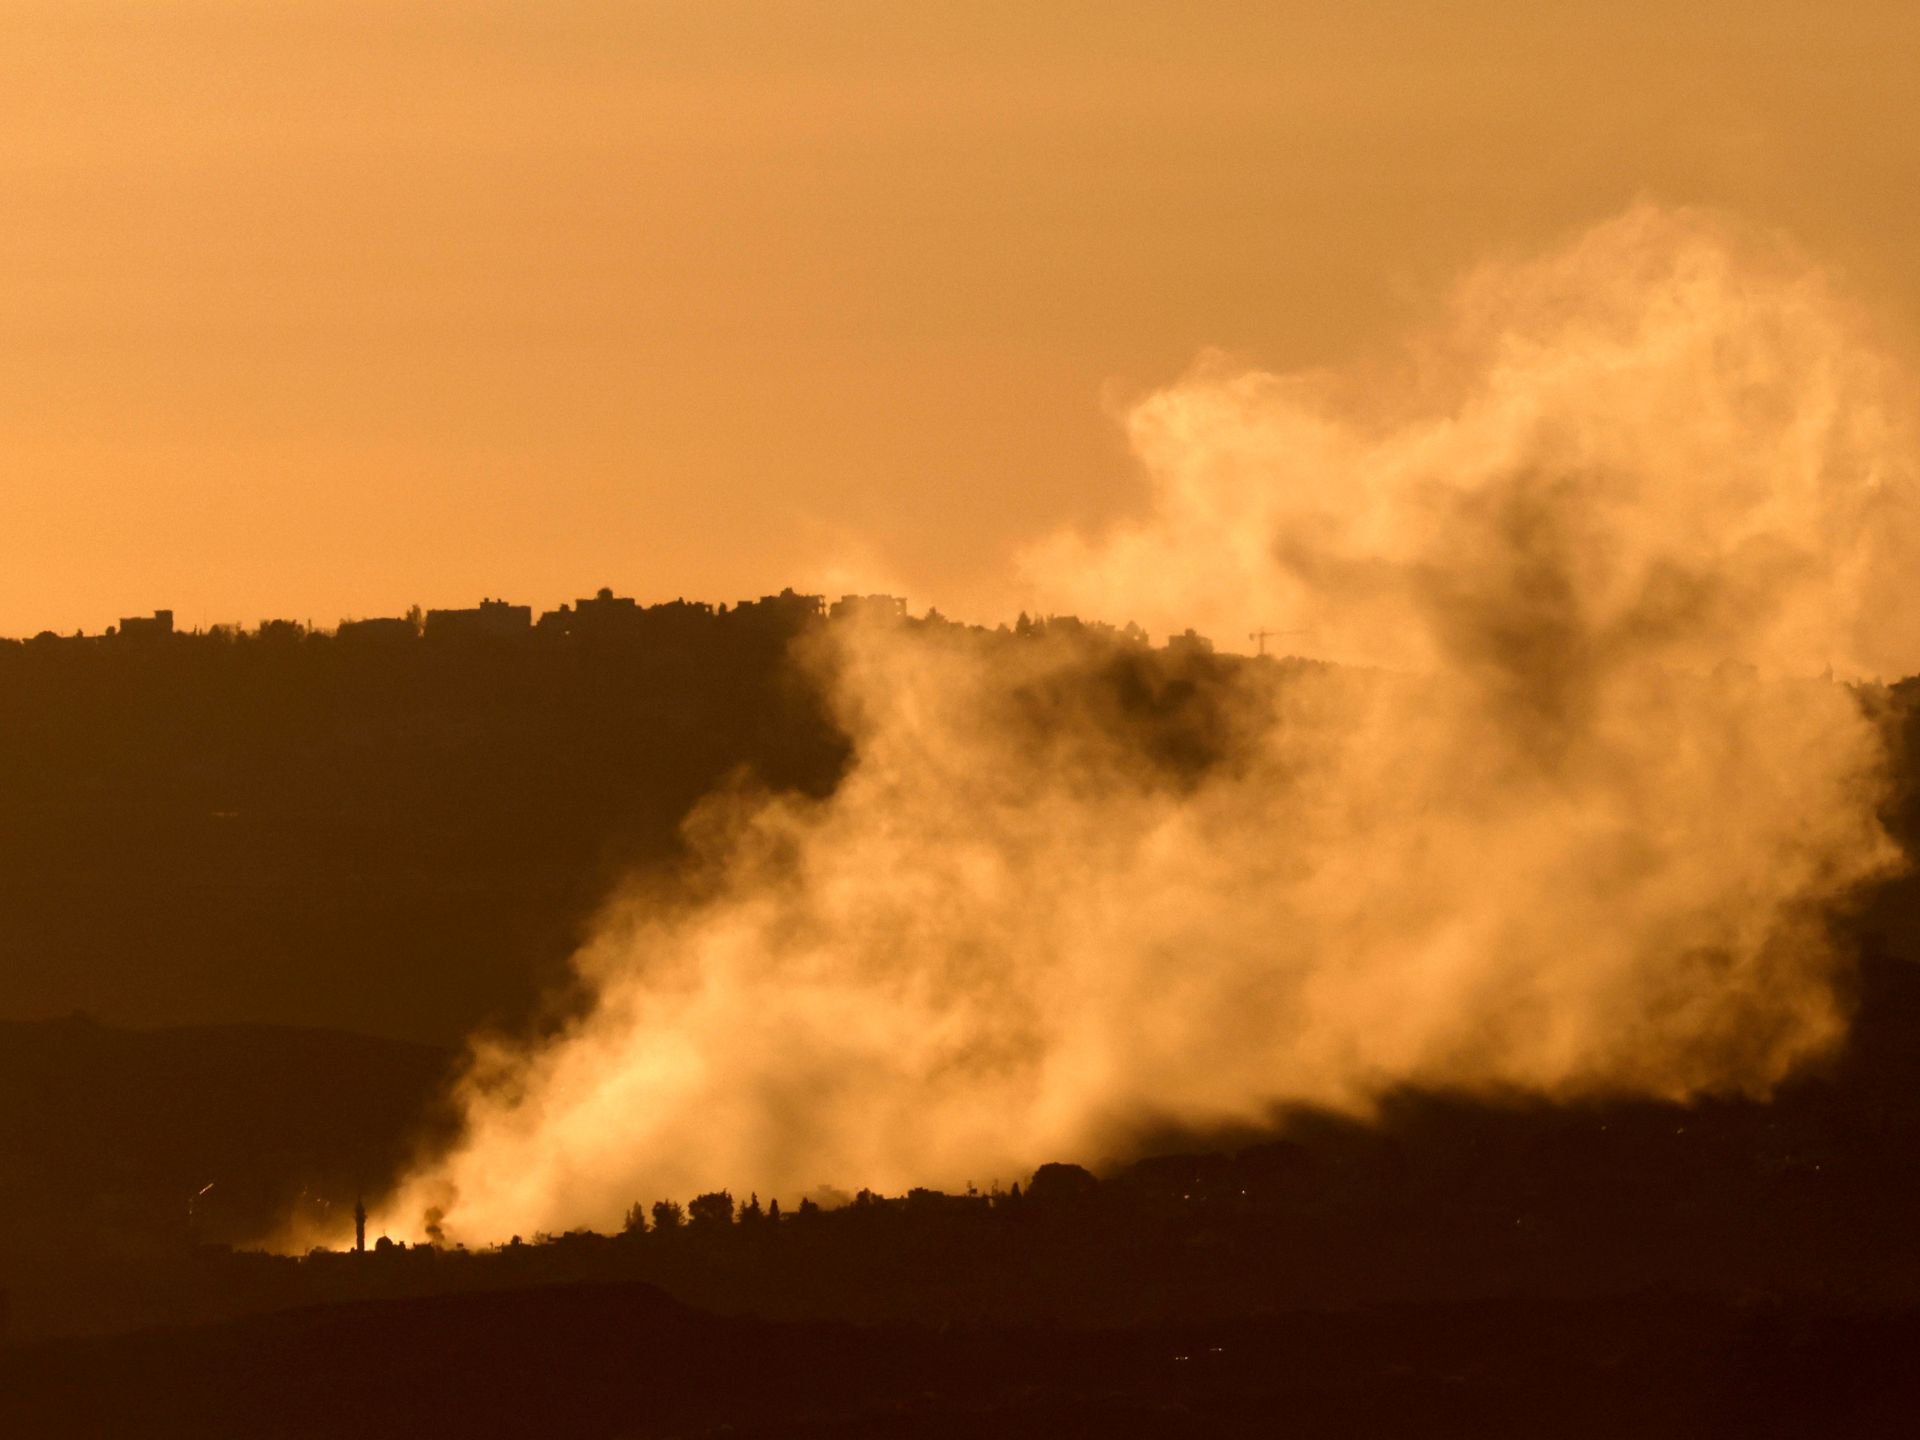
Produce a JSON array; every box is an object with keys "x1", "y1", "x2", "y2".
[{"x1": 12, "y1": 584, "x2": 978, "y2": 644}]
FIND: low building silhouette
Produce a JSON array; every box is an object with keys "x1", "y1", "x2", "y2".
[
  {"x1": 1166, "y1": 627, "x2": 1215, "y2": 656},
  {"x1": 337, "y1": 617, "x2": 418, "y2": 644},
  {"x1": 575, "y1": 586, "x2": 638, "y2": 626},
  {"x1": 732, "y1": 589, "x2": 825, "y2": 627},
  {"x1": 423, "y1": 599, "x2": 531, "y2": 642},
  {"x1": 117, "y1": 609, "x2": 174, "y2": 641},
  {"x1": 829, "y1": 594, "x2": 907, "y2": 624},
  {"x1": 537, "y1": 587, "x2": 643, "y2": 639}
]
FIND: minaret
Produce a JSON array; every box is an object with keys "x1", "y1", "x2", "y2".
[{"x1": 354, "y1": 1197, "x2": 367, "y2": 1254}]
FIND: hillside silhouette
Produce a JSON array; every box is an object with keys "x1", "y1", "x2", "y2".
[
  {"x1": 4, "y1": 950, "x2": 1917, "y2": 1348},
  {"x1": 0, "y1": 592, "x2": 1242, "y2": 1044},
  {"x1": 0, "y1": 591, "x2": 856, "y2": 1041},
  {"x1": 0, "y1": 1014, "x2": 452, "y2": 1336},
  {"x1": 7, "y1": 587, "x2": 1920, "y2": 1436}
]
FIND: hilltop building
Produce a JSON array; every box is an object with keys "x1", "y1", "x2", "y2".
[
  {"x1": 717, "y1": 588, "x2": 828, "y2": 641},
  {"x1": 575, "y1": 586, "x2": 638, "y2": 626},
  {"x1": 829, "y1": 594, "x2": 907, "y2": 624},
  {"x1": 117, "y1": 609, "x2": 174, "y2": 640},
  {"x1": 337, "y1": 616, "x2": 418, "y2": 644},
  {"x1": 537, "y1": 587, "x2": 643, "y2": 639},
  {"x1": 732, "y1": 588, "x2": 825, "y2": 626},
  {"x1": 1166, "y1": 628, "x2": 1215, "y2": 657},
  {"x1": 423, "y1": 598, "x2": 531, "y2": 642}
]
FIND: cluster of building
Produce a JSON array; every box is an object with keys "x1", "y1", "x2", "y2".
[
  {"x1": 38, "y1": 590, "x2": 1220, "y2": 656},
  {"x1": 116, "y1": 608, "x2": 175, "y2": 640},
  {"x1": 57, "y1": 589, "x2": 914, "y2": 647},
  {"x1": 334, "y1": 587, "x2": 911, "y2": 645}
]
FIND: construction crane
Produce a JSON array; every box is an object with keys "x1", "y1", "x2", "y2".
[{"x1": 1248, "y1": 628, "x2": 1307, "y2": 658}]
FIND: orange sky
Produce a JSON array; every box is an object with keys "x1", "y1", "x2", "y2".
[{"x1": 4, "y1": 1, "x2": 1917, "y2": 638}]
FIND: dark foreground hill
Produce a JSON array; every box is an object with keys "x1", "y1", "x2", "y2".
[
  {"x1": 0, "y1": 607, "x2": 847, "y2": 1042},
  {"x1": 0, "y1": 1016, "x2": 451, "y2": 1336},
  {"x1": 7, "y1": 613, "x2": 1920, "y2": 1383},
  {"x1": 6, "y1": 953, "x2": 1917, "y2": 1354},
  {"x1": 7, "y1": 611, "x2": 1920, "y2": 1052},
  {"x1": 3, "y1": 1281, "x2": 1915, "y2": 1439}
]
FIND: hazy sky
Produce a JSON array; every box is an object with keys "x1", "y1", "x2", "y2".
[{"x1": 4, "y1": 1, "x2": 1917, "y2": 637}]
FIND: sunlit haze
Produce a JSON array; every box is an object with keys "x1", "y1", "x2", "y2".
[
  {"x1": 12, "y1": 9, "x2": 1920, "y2": 1428},
  {"x1": 5, "y1": 1, "x2": 1920, "y2": 639},
  {"x1": 392, "y1": 207, "x2": 1920, "y2": 1241}
]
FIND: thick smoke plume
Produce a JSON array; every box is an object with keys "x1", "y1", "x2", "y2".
[{"x1": 394, "y1": 205, "x2": 1919, "y2": 1242}]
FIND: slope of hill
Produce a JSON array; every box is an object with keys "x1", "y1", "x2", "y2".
[
  {"x1": 0, "y1": 613, "x2": 847, "y2": 1042},
  {"x1": 5, "y1": 1282, "x2": 1916, "y2": 1439},
  {"x1": 0, "y1": 1015, "x2": 452, "y2": 1336}
]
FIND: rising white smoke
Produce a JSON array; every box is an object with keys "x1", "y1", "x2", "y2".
[{"x1": 391, "y1": 204, "x2": 1918, "y2": 1243}]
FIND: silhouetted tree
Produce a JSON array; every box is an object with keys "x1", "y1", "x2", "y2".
[
  {"x1": 650, "y1": 1200, "x2": 684, "y2": 1233},
  {"x1": 621, "y1": 1202, "x2": 648, "y2": 1236},
  {"x1": 688, "y1": 1191, "x2": 734, "y2": 1231},
  {"x1": 1027, "y1": 1163, "x2": 1099, "y2": 1205}
]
